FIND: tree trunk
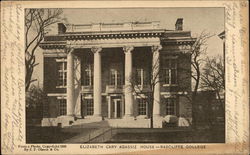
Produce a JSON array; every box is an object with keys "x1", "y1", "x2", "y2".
[{"x1": 149, "y1": 98, "x2": 154, "y2": 128}]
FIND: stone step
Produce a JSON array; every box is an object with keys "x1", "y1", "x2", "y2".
[{"x1": 72, "y1": 118, "x2": 151, "y2": 128}]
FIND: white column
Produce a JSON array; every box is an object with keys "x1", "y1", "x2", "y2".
[
  {"x1": 114, "y1": 100, "x2": 117, "y2": 118},
  {"x1": 67, "y1": 49, "x2": 74, "y2": 116},
  {"x1": 123, "y1": 46, "x2": 134, "y2": 118},
  {"x1": 108, "y1": 96, "x2": 111, "y2": 118},
  {"x1": 92, "y1": 47, "x2": 102, "y2": 118},
  {"x1": 152, "y1": 45, "x2": 162, "y2": 116},
  {"x1": 74, "y1": 56, "x2": 82, "y2": 118}
]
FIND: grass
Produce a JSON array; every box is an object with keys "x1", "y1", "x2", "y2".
[
  {"x1": 26, "y1": 126, "x2": 97, "y2": 143},
  {"x1": 106, "y1": 127, "x2": 225, "y2": 143}
]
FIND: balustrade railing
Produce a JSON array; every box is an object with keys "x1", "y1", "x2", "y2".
[{"x1": 65, "y1": 21, "x2": 160, "y2": 33}]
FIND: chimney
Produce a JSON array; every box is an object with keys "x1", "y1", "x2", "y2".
[
  {"x1": 175, "y1": 18, "x2": 183, "y2": 31},
  {"x1": 58, "y1": 23, "x2": 66, "y2": 34}
]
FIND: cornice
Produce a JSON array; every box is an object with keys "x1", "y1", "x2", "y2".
[
  {"x1": 39, "y1": 41, "x2": 66, "y2": 49},
  {"x1": 39, "y1": 30, "x2": 195, "y2": 49},
  {"x1": 64, "y1": 31, "x2": 164, "y2": 40},
  {"x1": 161, "y1": 38, "x2": 196, "y2": 45}
]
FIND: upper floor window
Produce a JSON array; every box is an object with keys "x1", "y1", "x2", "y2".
[
  {"x1": 83, "y1": 64, "x2": 93, "y2": 86},
  {"x1": 162, "y1": 58, "x2": 177, "y2": 85},
  {"x1": 57, "y1": 59, "x2": 67, "y2": 87},
  {"x1": 110, "y1": 69, "x2": 122, "y2": 86},
  {"x1": 165, "y1": 98, "x2": 177, "y2": 115},
  {"x1": 135, "y1": 68, "x2": 148, "y2": 86}
]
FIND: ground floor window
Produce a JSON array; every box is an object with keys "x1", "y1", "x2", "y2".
[
  {"x1": 137, "y1": 98, "x2": 147, "y2": 115},
  {"x1": 85, "y1": 99, "x2": 94, "y2": 115},
  {"x1": 58, "y1": 99, "x2": 66, "y2": 116},
  {"x1": 166, "y1": 98, "x2": 176, "y2": 115}
]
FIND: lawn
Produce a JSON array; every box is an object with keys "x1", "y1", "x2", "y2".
[
  {"x1": 26, "y1": 126, "x2": 97, "y2": 143},
  {"x1": 107, "y1": 127, "x2": 225, "y2": 143}
]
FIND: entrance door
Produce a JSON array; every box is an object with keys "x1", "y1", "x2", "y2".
[
  {"x1": 112, "y1": 98, "x2": 122, "y2": 118},
  {"x1": 116, "y1": 100, "x2": 121, "y2": 118}
]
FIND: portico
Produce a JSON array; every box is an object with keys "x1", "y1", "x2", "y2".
[{"x1": 65, "y1": 43, "x2": 162, "y2": 121}]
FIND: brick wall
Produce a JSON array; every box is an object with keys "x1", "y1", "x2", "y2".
[{"x1": 44, "y1": 57, "x2": 66, "y2": 94}]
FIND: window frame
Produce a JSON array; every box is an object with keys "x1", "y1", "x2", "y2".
[
  {"x1": 110, "y1": 68, "x2": 122, "y2": 86},
  {"x1": 162, "y1": 58, "x2": 178, "y2": 86},
  {"x1": 135, "y1": 68, "x2": 148, "y2": 86},
  {"x1": 137, "y1": 98, "x2": 148, "y2": 116},
  {"x1": 83, "y1": 64, "x2": 93, "y2": 86},
  {"x1": 58, "y1": 98, "x2": 67, "y2": 116},
  {"x1": 85, "y1": 98, "x2": 94, "y2": 116},
  {"x1": 56, "y1": 58, "x2": 67, "y2": 88},
  {"x1": 165, "y1": 98, "x2": 177, "y2": 115}
]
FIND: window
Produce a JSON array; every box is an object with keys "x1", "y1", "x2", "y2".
[
  {"x1": 110, "y1": 69, "x2": 122, "y2": 86},
  {"x1": 85, "y1": 99, "x2": 94, "y2": 115},
  {"x1": 83, "y1": 64, "x2": 93, "y2": 86},
  {"x1": 166, "y1": 98, "x2": 176, "y2": 115},
  {"x1": 58, "y1": 99, "x2": 66, "y2": 116},
  {"x1": 57, "y1": 60, "x2": 67, "y2": 87},
  {"x1": 138, "y1": 98, "x2": 147, "y2": 115},
  {"x1": 136, "y1": 68, "x2": 148, "y2": 86},
  {"x1": 162, "y1": 59, "x2": 177, "y2": 85}
]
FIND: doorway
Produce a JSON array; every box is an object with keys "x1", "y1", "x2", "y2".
[{"x1": 111, "y1": 97, "x2": 122, "y2": 119}]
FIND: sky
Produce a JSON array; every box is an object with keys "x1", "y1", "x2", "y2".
[{"x1": 33, "y1": 8, "x2": 224, "y2": 87}]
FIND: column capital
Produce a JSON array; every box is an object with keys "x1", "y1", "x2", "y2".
[
  {"x1": 65, "y1": 47, "x2": 75, "y2": 54},
  {"x1": 151, "y1": 45, "x2": 162, "y2": 52},
  {"x1": 91, "y1": 46, "x2": 102, "y2": 54},
  {"x1": 123, "y1": 46, "x2": 134, "y2": 54}
]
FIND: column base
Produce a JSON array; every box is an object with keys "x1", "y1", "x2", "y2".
[
  {"x1": 41, "y1": 118, "x2": 57, "y2": 127},
  {"x1": 153, "y1": 115, "x2": 163, "y2": 128},
  {"x1": 57, "y1": 115, "x2": 75, "y2": 127},
  {"x1": 123, "y1": 114, "x2": 135, "y2": 120},
  {"x1": 74, "y1": 114, "x2": 82, "y2": 119},
  {"x1": 89, "y1": 115, "x2": 103, "y2": 121},
  {"x1": 41, "y1": 116, "x2": 75, "y2": 127},
  {"x1": 178, "y1": 117, "x2": 191, "y2": 127}
]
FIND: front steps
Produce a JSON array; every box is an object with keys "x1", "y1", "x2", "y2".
[
  {"x1": 72, "y1": 117, "x2": 151, "y2": 128},
  {"x1": 42, "y1": 116, "x2": 165, "y2": 128}
]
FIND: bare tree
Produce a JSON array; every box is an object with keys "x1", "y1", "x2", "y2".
[
  {"x1": 177, "y1": 31, "x2": 214, "y2": 128},
  {"x1": 128, "y1": 46, "x2": 161, "y2": 128},
  {"x1": 190, "y1": 32, "x2": 214, "y2": 98},
  {"x1": 25, "y1": 9, "x2": 63, "y2": 91},
  {"x1": 201, "y1": 56, "x2": 225, "y2": 107},
  {"x1": 190, "y1": 32, "x2": 215, "y2": 128}
]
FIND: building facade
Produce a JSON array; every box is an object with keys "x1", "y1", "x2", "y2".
[{"x1": 40, "y1": 19, "x2": 195, "y2": 128}]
